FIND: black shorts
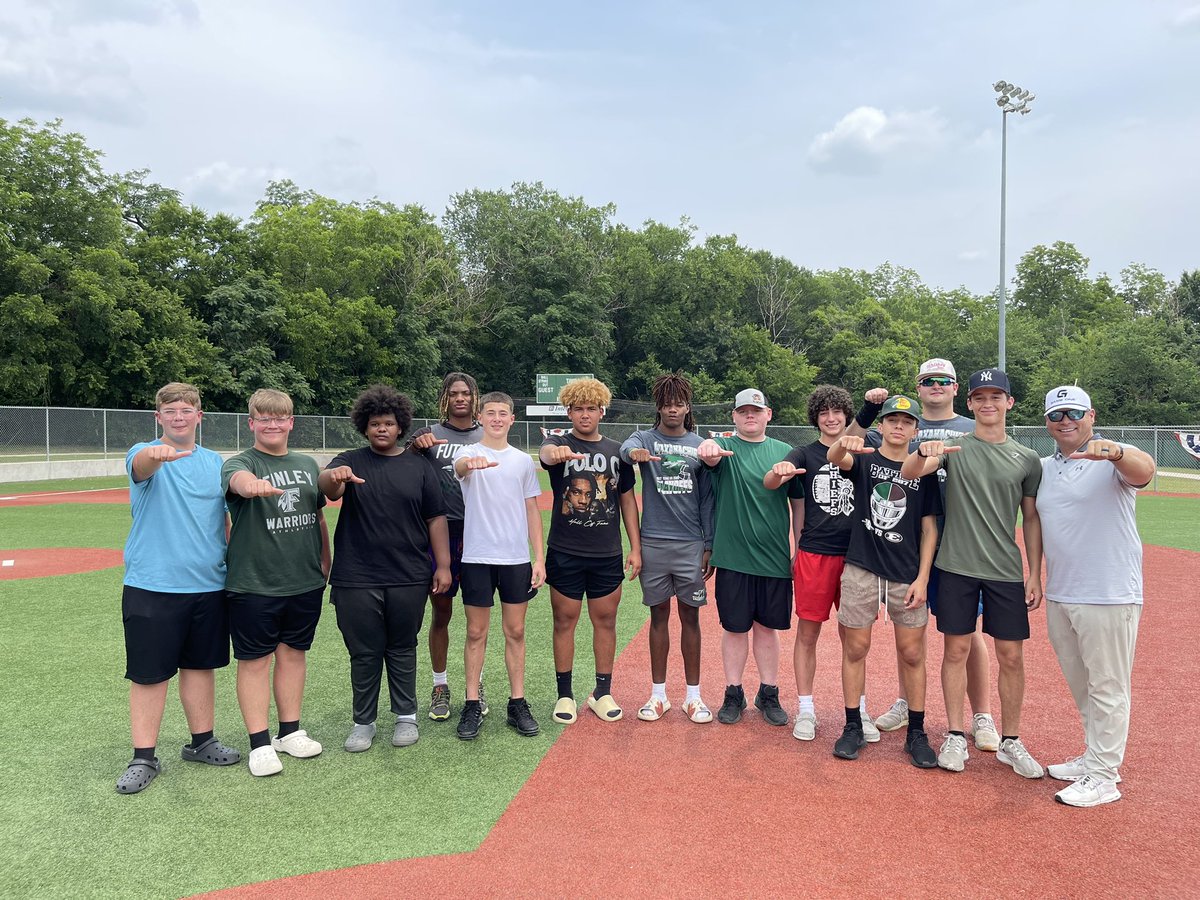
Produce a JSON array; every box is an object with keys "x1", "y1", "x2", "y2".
[
  {"x1": 546, "y1": 548, "x2": 623, "y2": 601},
  {"x1": 934, "y1": 568, "x2": 1029, "y2": 640},
  {"x1": 228, "y1": 587, "x2": 326, "y2": 659},
  {"x1": 122, "y1": 586, "x2": 230, "y2": 684},
  {"x1": 428, "y1": 519, "x2": 465, "y2": 598},
  {"x1": 461, "y1": 563, "x2": 537, "y2": 607},
  {"x1": 714, "y1": 569, "x2": 792, "y2": 633}
]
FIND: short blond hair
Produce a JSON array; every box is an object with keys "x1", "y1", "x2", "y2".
[
  {"x1": 558, "y1": 378, "x2": 611, "y2": 409},
  {"x1": 155, "y1": 382, "x2": 200, "y2": 409},
  {"x1": 248, "y1": 388, "x2": 293, "y2": 418}
]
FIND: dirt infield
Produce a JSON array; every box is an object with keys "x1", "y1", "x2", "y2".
[
  {"x1": 200, "y1": 543, "x2": 1200, "y2": 899},
  {"x1": 0, "y1": 547, "x2": 125, "y2": 579},
  {"x1": 0, "y1": 488, "x2": 131, "y2": 506}
]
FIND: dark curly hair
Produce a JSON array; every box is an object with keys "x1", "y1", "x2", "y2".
[
  {"x1": 807, "y1": 385, "x2": 854, "y2": 427},
  {"x1": 350, "y1": 384, "x2": 413, "y2": 438}
]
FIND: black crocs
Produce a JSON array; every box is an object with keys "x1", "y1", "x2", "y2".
[
  {"x1": 116, "y1": 757, "x2": 160, "y2": 794},
  {"x1": 180, "y1": 736, "x2": 241, "y2": 766}
]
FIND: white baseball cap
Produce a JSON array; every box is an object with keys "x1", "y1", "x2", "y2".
[
  {"x1": 918, "y1": 358, "x2": 957, "y2": 381},
  {"x1": 1045, "y1": 386, "x2": 1092, "y2": 415},
  {"x1": 733, "y1": 388, "x2": 768, "y2": 409}
]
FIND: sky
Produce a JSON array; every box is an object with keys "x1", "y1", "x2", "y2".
[{"x1": 2, "y1": 0, "x2": 1198, "y2": 294}]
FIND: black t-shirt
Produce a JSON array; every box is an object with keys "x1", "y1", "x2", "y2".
[
  {"x1": 408, "y1": 421, "x2": 485, "y2": 522},
  {"x1": 784, "y1": 441, "x2": 855, "y2": 556},
  {"x1": 326, "y1": 447, "x2": 446, "y2": 588},
  {"x1": 541, "y1": 433, "x2": 635, "y2": 558},
  {"x1": 843, "y1": 454, "x2": 942, "y2": 584}
]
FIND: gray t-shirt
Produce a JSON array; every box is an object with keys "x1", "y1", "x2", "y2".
[
  {"x1": 620, "y1": 428, "x2": 714, "y2": 547},
  {"x1": 409, "y1": 421, "x2": 485, "y2": 522}
]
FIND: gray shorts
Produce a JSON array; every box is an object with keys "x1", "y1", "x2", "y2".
[
  {"x1": 837, "y1": 562, "x2": 928, "y2": 630},
  {"x1": 639, "y1": 536, "x2": 708, "y2": 608}
]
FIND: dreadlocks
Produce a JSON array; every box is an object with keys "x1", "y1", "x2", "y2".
[
  {"x1": 437, "y1": 372, "x2": 479, "y2": 422},
  {"x1": 651, "y1": 372, "x2": 696, "y2": 432}
]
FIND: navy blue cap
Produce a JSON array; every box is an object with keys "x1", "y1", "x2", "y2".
[{"x1": 968, "y1": 368, "x2": 1011, "y2": 395}]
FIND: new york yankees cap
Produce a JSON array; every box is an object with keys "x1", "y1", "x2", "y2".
[{"x1": 967, "y1": 368, "x2": 1012, "y2": 396}]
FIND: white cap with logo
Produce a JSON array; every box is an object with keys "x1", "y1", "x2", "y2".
[
  {"x1": 917, "y1": 358, "x2": 957, "y2": 381},
  {"x1": 1044, "y1": 386, "x2": 1092, "y2": 415},
  {"x1": 733, "y1": 388, "x2": 768, "y2": 409}
]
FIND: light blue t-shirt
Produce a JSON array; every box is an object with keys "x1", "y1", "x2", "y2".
[{"x1": 123, "y1": 441, "x2": 227, "y2": 592}]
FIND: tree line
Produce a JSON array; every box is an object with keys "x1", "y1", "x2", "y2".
[{"x1": 3, "y1": 116, "x2": 1199, "y2": 425}]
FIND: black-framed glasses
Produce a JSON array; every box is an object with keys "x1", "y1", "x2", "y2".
[
  {"x1": 1046, "y1": 408, "x2": 1087, "y2": 422},
  {"x1": 919, "y1": 377, "x2": 955, "y2": 387}
]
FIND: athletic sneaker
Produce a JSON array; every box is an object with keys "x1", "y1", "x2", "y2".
[
  {"x1": 637, "y1": 696, "x2": 671, "y2": 721},
  {"x1": 249, "y1": 745, "x2": 283, "y2": 777},
  {"x1": 997, "y1": 737, "x2": 1045, "y2": 779},
  {"x1": 272, "y1": 729, "x2": 323, "y2": 758},
  {"x1": 938, "y1": 733, "x2": 969, "y2": 772},
  {"x1": 1055, "y1": 774, "x2": 1121, "y2": 808},
  {"x1": 682, "y1": 698, "x2": 713, "y2": 724},
  {"x1": 792, "y1": 710, "x2": 817, "y2": 741},
  {"x1": 754, "y1": 685, "x2": 788, "y2": 726},
  {"x1": 506, "y1": 698, "x2": 540, "y2": 737},
  {"x1": 717, "y1": 685, "x2": 746, "y2": 724},
  {"x1": 457, "y1": 701, "x2": 483, "y2": 741},
  {"x1": 970, "y1": 712, "x2": 1000, "y2": 752},
  {"x1": 1048, "y1": 755, "x2": 1088, "y2": 782},
  {"x1": 478, "y1": 681, "x2": 490, "y2": 717},
  {"x1": 428, "y1": 684, "x2": 451, "y2": 721},
  {"x1": 861, "y1": 712, "x2": 880, "y2": 743},
  {"x1": 874, "y1": 699, "x2": 908, "y2": 732},
  {"x1": 905, "y1": 730, "x2": 938, "y2": 769},
  {"x1": 833, "y1": 721, "x2": 866, "y2": 760}
]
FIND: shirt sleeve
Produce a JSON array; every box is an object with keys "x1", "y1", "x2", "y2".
[
  {"x1": 221, "y1": 454, "x2": 252, "y2": 497},
  {"x1": 521, "y1": 455, "x2": 542, "y2": 499},
  {"x1": 1022, "y1": 453, "x2": 1043, "y2": 497},
  {"x1": 619, "y1": 431, "x2": 647, "y2": 462},
  {"x1": 328, "y1": 451, "x2": 351, "y2": 470},
  {"x1": 539, "y1": 435, "x2": 567, "y2": 471},
  {"x1": 617, "y1": 458, "x2": 636, "y2": 494},
  {"x1": 421, "y1": 457, "x2": 447, "y2": 518}
]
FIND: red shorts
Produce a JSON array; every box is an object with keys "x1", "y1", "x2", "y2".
[{"x1": 792, "y1": 550, "x2": 845, "y2": 622}]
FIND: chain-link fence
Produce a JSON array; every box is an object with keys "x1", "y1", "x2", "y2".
[{"x1": 2, "y1": 406, "x2": 1199, "y2": 493}]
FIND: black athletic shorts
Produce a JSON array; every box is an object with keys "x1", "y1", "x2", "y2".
[
  {"x1": 428, "y1": 519, "x2": 465, "y2": 598},
  {"x1": 461, "y1": 562, "x2": 537, "y2": 607},
  {"x1": 122, "y1": 586, "x2": 230, "y2": 684},
  {"x1": 934, "y1": 568, "x2": 1029, "y2": 641},
  {"x1": 546, "y1": 549, "x2": 623, "y2": 601},
  {"x1": 228, "y1": 587, "x2": 326, "y2": 659},
  {"x1": 714, "y1": 568, "x2": 792, "y2": 633}
]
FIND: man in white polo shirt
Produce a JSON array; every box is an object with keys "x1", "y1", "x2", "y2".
[{"x1": 1036, "y1": 385, "x2": 1155, "y2": 807}]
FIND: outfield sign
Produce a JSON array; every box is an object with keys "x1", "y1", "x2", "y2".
[
  {"x1": 526, "y1": 405, "x2": 568, "y2": 416},
  {"x1": 535, "y1": 373, "x2": 592, "y2": 404}
]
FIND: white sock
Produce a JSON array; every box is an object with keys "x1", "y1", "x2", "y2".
[
  {"x1": 652, "y1": 682, "x2": 667, "y2": 701},
  {"x1": 397, "y1": 714, "x2": 417, "y2": 724},
  {"x1": 798, "y1": 695, "x2": 815, "y2": 715},
  {"x1": 432, "y1": 670, "x2": 448, "y2": 687},
  {"x1": 859, "y1": 694, "x2": 869, "y2": 714},
  {"x1": 685, "y1": 683, "x2": 701, "y2": 703}
]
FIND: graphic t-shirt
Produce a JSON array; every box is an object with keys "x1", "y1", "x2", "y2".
[
  {"x1": 454, "y1": 443, "x2": 543, "y2": 565},
  {"x1": 784, "y1": 440, "x2": 855, "y2": 556},
  {"x1": 619, "y1": 428, "x2": 713, "y2": 546},
  {"x1": 409, "y1": 421, "x2": 485, "y2": 522},
  {"x1": 222, "y1": 448, "x2": 327, "y2": 596},
  {"x1": 326, "y1": 447, "x2": 446, "y2": 588},
  {"x1": 708, "y1": 435, "x2": 801, "y2": 579},
  {"x1": 843, "y1": 454, "x2": 941, "y2": 584},
  {"x1": 541, "y1": 433, "x2": 635, "y2": 558}
]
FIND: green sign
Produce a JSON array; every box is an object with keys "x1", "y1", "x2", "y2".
[{"x1": 535, "y1": 373, "x2": 592, "y2": 404}]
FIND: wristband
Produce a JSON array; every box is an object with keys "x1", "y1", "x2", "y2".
[{"x1": 854, "y1": 401, "x2": 883, "y2": 429}]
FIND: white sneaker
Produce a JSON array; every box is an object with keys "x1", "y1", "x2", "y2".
[
  {"x1": 272, "y1": 729, "x2": 323, "y2": 758},
  {"x1": 997, "y1": 737, "x2": 1044, "y2": 779},
  {"x1": 249, "y1": 745, "x2": 283, "y2": 777},
  {"x1": 861, "y1": 712, "x2": 880, "y2": 743},
  {"x1": 874, "y1": 699, "x2": 908, "y2": 732},
  {"x1": 938, "y1": 733, "x2": 969, "y2": 772},
  {"x1": 1048, "y1": 754, "x2": 1122, "y2": 784},
  {"x1": 637, "y1": 696, "x2": 671, "y2": 721},
  {"x1": 970, "y1": 713, "x2": 1000, "y2": 752},
  {"x1": 1055, "y1": 774, "x2": 1121, "y2": 807},
  {"x1": 792, "y1": 710, "x2": 817, "y2": 741}
]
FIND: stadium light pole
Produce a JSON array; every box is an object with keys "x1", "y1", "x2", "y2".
[{"x1": 993, "y1": 80, "x2": 1035, "y2": 370}]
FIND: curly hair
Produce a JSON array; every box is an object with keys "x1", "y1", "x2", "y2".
[
  {"x1": 437, "y1": 372, "x2": 479, "y2": 422},
  {"x1": 651, "y1": 372, "x2": 696, "y2": 432},
  {"x1": 807, "y1": 384, "x2": 854, "y2": 427},
  {"x1": 558, "y1": 377, "x2": 612, "y2": 409},
  {"x1": 350, "y1": 384, "x2": 413, "y2": 438}
]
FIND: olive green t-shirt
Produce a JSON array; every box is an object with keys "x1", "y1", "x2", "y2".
[
  {"x1": 934, "y1": 433, "x2": 1041, "y2": 582},
  {"x1": 222, "y1": 448, "x2": 326, "y2": 596}
]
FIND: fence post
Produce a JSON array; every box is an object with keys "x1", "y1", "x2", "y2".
[
  {"x1": 45, "y1": 407, "x2": 50, "y2": 462},
  {"x1": 1153, "y1": 427, "x2": 1159, "y2": 492},
  {"x1": 322, "y1": 416, "x2": 327, "y2": 451},
  {"x1": 103, "y1": 409, "x2": 108, "y2": 460}
]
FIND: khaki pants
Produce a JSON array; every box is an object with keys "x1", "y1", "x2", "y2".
[{"x1": 1046, "y1": 600, "x2": 1141, "y2": 782}]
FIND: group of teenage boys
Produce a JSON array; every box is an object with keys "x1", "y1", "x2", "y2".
[{"x1": 118, "y1": 362, "x2": 1152, "y2": 809}]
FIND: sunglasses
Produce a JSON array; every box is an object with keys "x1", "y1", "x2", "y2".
[
  {"x1": 1046, "y1": 408, "x2": 1087, "y2": 422},
  {"x1": 919, "y1": 377, "x2": 955, "y2": 387}
]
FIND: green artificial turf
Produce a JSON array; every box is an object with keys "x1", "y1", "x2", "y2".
[{"x1": 1135, "y1": 494, "x2": 1200, "y2": 553}]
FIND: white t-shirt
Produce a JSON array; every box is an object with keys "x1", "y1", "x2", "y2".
[{"x1": 454, "y1": 443, "x2": 542, "y2": 565}]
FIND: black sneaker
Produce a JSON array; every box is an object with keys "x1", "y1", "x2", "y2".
[
  {"x1": 833, "y1": 721, "x2": 865, "y2": 759},
  {"x1": 754, "y1": 684, "x2": 788, "y2": 726},
  {"x1": 717, "y1": 685, "x2": 746, "y2": 725},
  {"x1": 457, "y1": 701, "x2": 483, "y2": 741},
  {"x1": 506, "y1": 698, "x2": 540, "y2": 737},
  {"x1": 905, "y1": 728, "x2": 938, "y2": 768}
]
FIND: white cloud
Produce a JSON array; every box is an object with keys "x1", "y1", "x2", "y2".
[
  {"x1": 958, "y1": 250, "x2": 984, "y2": 262},
  {"x1": 807, "y1": 106, "x2": 948, "y2": 175},
  {"x1": 1173, "y1": 5, "x2": 1200, "y2": 29},
  {"x1": 182, "y1": 161, "x2": 289, "y2": 212}
]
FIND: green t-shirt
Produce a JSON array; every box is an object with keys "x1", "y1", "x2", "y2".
[
  {"x1": 707, "y1": 435, "x2": 800, "y2": 579},
  {"x1": 222, "y1": 448, "x2": 326, "y2": 596},
  {"x1": 934, "y1": 433, "x2": 1042, "y2": 582}
]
